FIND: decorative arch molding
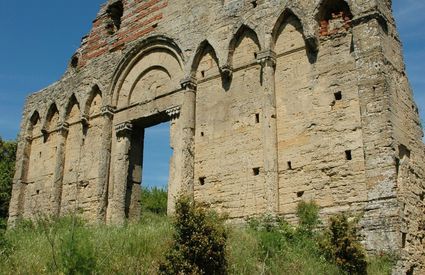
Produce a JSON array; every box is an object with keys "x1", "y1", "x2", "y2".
[
  {"x1": 190, "y1": 40, "x2": 222, "y2": 77},
  {"x1": 42, "y1": 103, "x2": 60, "y2": 133},
  {"x1": 228, "y1": 24, "x2": 262, "y2": 69},
  {"x1": 271, "y1": 8, "x2": 316, "y2": 52},
  {"x1": 314, "y1": 0, "x2": 354, "y2": 20},
  {"x1": 64, "y1": 94, "x2": 82, "y2": 123},
  {"x1": 27, "y1": 110, "x2": 41, "y2": 136},
  {"x1": 82, "y1": 85, "x2": 103, "y2": 118},
  {"x1": 266, "y1": 3, "x2": 319, "y2": 52},
  {"x1": 109, "y1": 35, "x2": 185, "y2": 107},
  {"x1": 314, "y1": 0, "x2": 354, "y2": 38}
]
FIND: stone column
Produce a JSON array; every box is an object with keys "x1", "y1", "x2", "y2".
[
  {"x1": 96, "y1": 105, "x2": 114, "y2": 222},
  {"x1": 179, "y1": 77, "x2": 197, "y2": 196},
  {"x1": 8, "y1": 136, "x2": 32, "y2": 226},
  {"x1": 257, "y1": 50, "x2": 279, "y2": 215},
  {"x1": 52, "y1": 122, "x2": 69, "y2": 217},
  {"x1": 166, "y1": 77, "x2": 196, "y2": 213},
  {"x1": 110, "y1": 121, "x2": 132, "y2": 225}
]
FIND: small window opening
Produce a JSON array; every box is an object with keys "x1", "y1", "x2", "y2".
[
  {"x1": 334, "y1": 91, "x2": 342, "y2": 101},
  {"x1": 255, "y1": 113, "x2": 260, "y2": 124},
  {"x1": 251, "y1": 1, "x2": 258, "y2": 8},
  {"x1": 254, "y1": 52, "x2": 258, "y2": 59},
  {"x1": 345, "y1": 150, "x2": 352, "y2": 160},
  {"x1": 318, "y1": 0, "x2": 353, "y2": 36},
  {"x1": 419, "y1": 192, "x2": 424, "y2": 201},
  {"x1": 106, "y1": 1, "x2": 124, "y2": 32},
  {"x1": 297, "y1": 191, "x2": 304, "y2": 198},
  {"x1": 253, "y1": 167, "x2": 260, "y2": 176},
  {"x1": 71, "y1": 55, "x2": 79, "y2": 68},
  {"x1": 402, "y1": 232, "x2": 407, "y2": 248},
  {"x1": 36, "y1": 190, "x2": 40, "y2": 195},
  {"x1": 201, "y1": 70, "x2": 206, "y2": 78},
  {"x1": 201, "y1": 131, "x2": 205, "y2": 137},
  {"x1": 199, "y1": 177, "x2": 206, "y2": 185},
  {"x1": 287, "y1": 161, "x2": 293, "y2": 170}
]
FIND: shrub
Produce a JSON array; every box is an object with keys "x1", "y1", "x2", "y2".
[
  {"x1": 141, "y1": 187, "x2": 168, "y2": 215},
  {"x1": 320, "y1": 213, "x2": 367, "y2": 275},
  {"x1": 296, "y1": 201, "x2": 320, "y2": 236},
  {"x1": 159, "y1": 196, "x2": 228, "y2": 275}
]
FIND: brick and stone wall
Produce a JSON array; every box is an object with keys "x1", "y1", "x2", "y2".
[{"x1": 8, "y1": 0, "x2": 424, "y2": 273}]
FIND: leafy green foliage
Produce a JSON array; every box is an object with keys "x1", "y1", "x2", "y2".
[
  {"x1": 243, "y1": 203, "x2": 339, "y2": 275},
  {"x1": 159, "y1": 196, "x2": 228, "y2": 275},
  {"x1": 0, "y1": 201, "x2": 394, "y2": 274},
  {"x1": 320, "y1": 213, "x2": 368, "y2": 275},
  {"x1": 296, "y1": 201, "x2": 320, "y2": 236},
  {"x1": 141, "y1": 186, "x2": 168, "y2": 215},
  {"x1": 0, "y1": 137, "x2": 17, "y2": 222}
]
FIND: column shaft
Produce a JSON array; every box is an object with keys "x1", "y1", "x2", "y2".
[{"x1": 257, "y1": 50, "x2": 279, "y2": 215}]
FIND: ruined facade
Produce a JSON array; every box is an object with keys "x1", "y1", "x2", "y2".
[{"x1": 8, "y1": 0, "x2": 425, "y2": 273}]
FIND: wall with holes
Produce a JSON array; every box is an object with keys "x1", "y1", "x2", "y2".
[{"x1": 8, "y1": 0, "x2": 424, "y2": 273}]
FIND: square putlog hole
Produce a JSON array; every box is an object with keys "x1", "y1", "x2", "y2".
[
  {"x1": 334, "y1": 91, "x2": 342, "y2": 101},
  {"x1": 345, "y1": 150, "x2": 352, "y2": 160},
  {"x1": 253, "y1": 167, "x2": 260, "y2": 176},
  {"x1": 199, "y1": 177, "x2": 206, "y2": 185}
]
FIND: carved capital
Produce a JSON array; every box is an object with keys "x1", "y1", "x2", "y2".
[
  {"x1": 81, "y1": 114, "x2": 89, "y2": 127},
  {"x1": 256, "y1": 50, "x2": 277, "y2": 68},
  {"x1": 57, "y1": 122, "x2": 70, "y2": 135},
  {"x1": 166, "y1": 106, "x2": 181, "y2": 119},
  {"x1": 115, "y1": 122, "x2": 133, "y2": 136},
  {"x1": 180, "y1": 76, "x2": 197, "y2": 91},
  {"x1": 305, "y1": 35, "x2": 319, "y2": 53},
  {"x1": 220, "y1": 64, "x2": 233, "y2": 80},
  {"x1": 101, "y1": 105, "x2": 115, "y2": 117}
]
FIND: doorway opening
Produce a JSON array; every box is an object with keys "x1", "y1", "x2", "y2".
[{"x1": 126, "y1": 113, "x2": 172, "y2": 217}]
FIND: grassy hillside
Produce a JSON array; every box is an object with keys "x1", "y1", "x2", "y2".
[{"x1": 0, "y1": 216, "x2": 395, "y2": 274}]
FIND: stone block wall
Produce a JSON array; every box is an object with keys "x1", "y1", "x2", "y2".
[{"x1": 8, "y1": 0, "x2": 424, "y2": 272}]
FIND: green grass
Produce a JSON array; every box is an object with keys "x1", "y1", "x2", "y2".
[{"x1": 0, "y1": 213, "x2": 395, "y2": 274}]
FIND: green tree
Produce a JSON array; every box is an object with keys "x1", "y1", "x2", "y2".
[
  {"x1": 141, "y1": 187, "x2": 168, "y2": 215},
  {"x1": 0, "y1": 137, "x2": 17, "y2": 226}
]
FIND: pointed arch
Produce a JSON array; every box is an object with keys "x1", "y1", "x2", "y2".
[
  {"x1": 65, "y1": 94, "x2": 81, "y2": 123},
  {"x1": 85, "y1": 85, "x2": 103, "y2": 118},
  {"x1": 191, "y1": 40, "x2": 221, "y2": 80},
  {"x1": 273, "y1": 10, "x2": 308, "y2": 56},
  {"x1": 28, "y1": 110, "x2": 41, "y2": 135},
  {"x1": 44, "y1": 103, "x2": 60, "y2": 133},
  {"x1": 316, "y1": 0, "x2": 353, "y2": 21},
  {"x1": 228, "y1": 25, "x2": 261, "y2": 69},
  {"x1": 272, "y1": 9, "x2": 307, "y2": 51},
  {"x1": 316, "y1": 0, "x2": 353, "y2": 36}
]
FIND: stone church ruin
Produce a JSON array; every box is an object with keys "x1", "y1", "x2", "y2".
[{"x1": 8, "y1": 0, "x2": 425, "y2": 272}]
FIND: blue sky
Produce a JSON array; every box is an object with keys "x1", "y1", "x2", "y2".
[{"x1": 0, "y1": 1, "x2": 424, "y2": 188}]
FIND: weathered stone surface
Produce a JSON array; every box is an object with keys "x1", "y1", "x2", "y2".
[{"x1": 8, "y1": 0, "x2": 424, "y2": 273}]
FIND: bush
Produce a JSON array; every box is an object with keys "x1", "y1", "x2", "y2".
[
  {"x1": 296, "y1": 201, "x2": 320, "y2": 236},
  {"x1": 141, "y1": 187, "x2": 168, "y2": 215},
  {"x1": 159, "y1": 196, "x2": 228, "y2": 275},
  {"x1": 320, "y1": 213, "x2": 367, "y2": 275}
]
